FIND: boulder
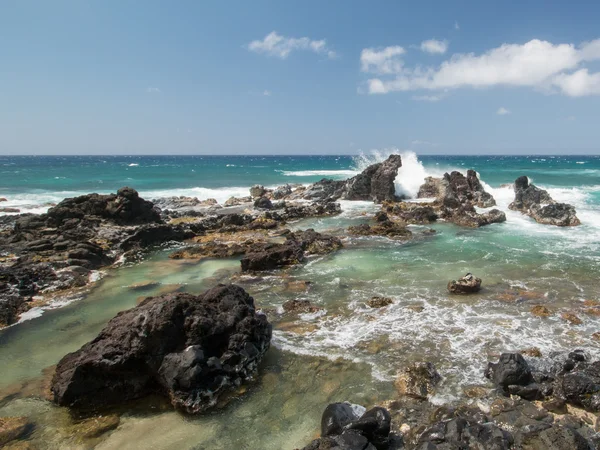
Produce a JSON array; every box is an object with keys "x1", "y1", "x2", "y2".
[
  {"x1": 0, "y1": 207, "x2": 20, "y2": 213},
  {"x1": 447, "y1": 273, "x2": 482, "y2": 294},
  {"x1": 303, "y1": 154, "x2": 403, "y2": 203},
  {"x1": 240, "y1": 242, "x2": 304, "y2": 271},
  {"x1": 272, "y1": 184, "x2": 292, "y2": 200},
  {"x1": 485, "y1": 353, "x2": 533, "y2": 390},
  {"x1": 253, "y1": 197, "x2": 273, "y2": 210},
  {"x1": 509, "y1": 176, "x2": 580, "y2": 226},
  {"x1": 51, "y1": 284, "x2": 272, "y2": 413},
  {"x1": 384, "y1": 202, "x2": 438, "y2": 224},
  {"x1": 348, "y1": 221, "x2": 412, "y2": 239},
  {"x1": 302, "y1": 403, "x2": 392, "y2": 450},
  {"x1": 367, "y1": 297, "x2": 393, "y2": 308},
  {"x1": 282, "y1": 299, "x2": 321, "y2": 314},
  {"x1": 394, "y1": 362, "x2": 442, "y2": 399},
  {"x1": 250, "y1": 185, "x2": 267, "y2": 198}
]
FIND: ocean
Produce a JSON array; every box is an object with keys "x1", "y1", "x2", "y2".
[{"x1": 1, "y1": 151, "x2": 600, "y2": 449}]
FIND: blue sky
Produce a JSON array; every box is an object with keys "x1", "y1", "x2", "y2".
[{"x1": 1, "y1": 1, "x2": 600, "y2": 155}]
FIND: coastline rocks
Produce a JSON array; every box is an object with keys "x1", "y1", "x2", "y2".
[
  {"x1": 485, "y1": 350, "x2": 600, "y2": 413},
  {"x1": 0, "y1": 207, "x2": 20, "y2": 213},
  {"x1": 442, "y1": 205, "x2": 506, "y2": 228},
  {"x1": 395, "y1": 362, "x2": 441, "y2": 399},
  {"x1": 250, "y1": 185, "x2": 267, "y2": 198},
  {"x1": 282, "y1": 299, "x2": 321, "y2": 314},
  {"x1": 224, "y1": 196, "x2": 252, "y2": 207},
  {"x1": 367, "y1": 297, "x2": 393, "y2": 308},
  {"x1": 272, "y1": 184, "x2": 292, "y2": 200},
  {"x1": 485, "y1": 353, "x2": 533, "y2": 391},
  {"x1": 509, "y1": 176, "x2": 580, "y2": 226},
  {"x1": 447, "y1": 273, "x2": 481, "y2": 294},
  {"x1": 253, "y1": 197, "x2": 273, "y2": 210},
  {"x1": 383, "y1": 202, "x2": 438, "y2": 224},
  {"x1": 51, "y1": 284, "x2": 272, "y2": 413},
  {"x1": 302, "y1": 403, "x2": 393, "y2": 450},
  {"x1": 303, "y1": 154, "x2": 403, "y2": 203},
  {"x1": 348, "y1": 220, "x2": 412, "y2": 239}
]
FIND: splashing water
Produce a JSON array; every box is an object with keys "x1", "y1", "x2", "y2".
[{"x1": 352, "y1": 149, "x2": 449, "y2": 198}]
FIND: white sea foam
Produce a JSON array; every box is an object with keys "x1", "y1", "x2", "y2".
[{"x1": 128, "y1": 163, "x2": 139, "y2": 167}]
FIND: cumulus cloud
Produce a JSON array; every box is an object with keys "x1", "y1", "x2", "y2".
[
  {"x1": 360, "y1": 46, "x2": 405, "y2": 74},
  {"x1": 454, "y1": 21, "x2": 460, "y2": 30},
  {"x1": 263, "y1": 90, "x2": 271, "y2": 96},
  {"x1": 146, "y1": 87, "x2": 161, "y2": 93},
  {"x1": 497, "y1": 107, "x2": 510, "y2": 115},
  {"x1": 420, "y1": 39, "x2": 448, "y2": 54},
  {"x1": 362, "y1": 38, "x2": 600, "y2": 97},
  {"x1": 248, "y1": 31, "x2": 336, "y2": 59}
]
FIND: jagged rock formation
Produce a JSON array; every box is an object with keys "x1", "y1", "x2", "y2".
[
  {"x1": 447, "y1": 273, "x2": 482, "y2": 294},
  {"x1": 509, "y1": 176, "x2": 580, "y2": 226},
  {"x1": 51, "y1": 284, "x2": 271, "y2": 414},
  {"x1": 302, "y1": 155, "x2": 403, "y2": 203}
]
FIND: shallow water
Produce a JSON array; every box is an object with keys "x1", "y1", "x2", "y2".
[{"x1": 1, "y1": 153, "x2": 600, "y2": 448}]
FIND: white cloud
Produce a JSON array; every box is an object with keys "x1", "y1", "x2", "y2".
[
  {"x1": 362, "y1": 38, "x2": 600, "y2": 97},
  {"x1": 146, "y1": 87, "x2": 161, "y2": 93},
  {"x1": 454, "y1": 21, "x2": 460, "y2": 30},
  {"x1": 566, "y1": 115, "x2": 576, "y2": 121},
  {"x1": 497, "y1": 107, "x2": 511, "y2": 115},
  {"x1": 420, "y1": 39, "x2": 448, "y2": 54},
  {"x1": 248, "y1": 31, "x2": 336, "y2": 59},
  {"x1": 263, "y1": 90, "x2": 271, "y2": 96},
  {"x1": 360, "y1": 46, "x2": 405, "y2": 74},
  {"x1": 412, "y1": 94, "x2": 443, "y2": 102}
]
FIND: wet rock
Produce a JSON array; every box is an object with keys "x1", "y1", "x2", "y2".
[
  {"x1": 272, "y1": 184, "x2": 292, "y2": 200},
  {"x1": 519, "y1": 424, "x2": 591, "y2": 450},
  {"x1": 304, "y1": 154, "x2": 403, "y2": 203},
  {"x1": 169, "y1": 241, "x2": 247, "y2": 260},
  {"x1": 561, "y1": 312, "x2": 583, "y2": 325},
  {"x1": 224, "y1": 196, "x2": 252, "y2": 207},
  {"x1": 303, "y1": 403, "x2": 392, "y2": 450},
  {"x1": 447, "y1": 273, "x2": 481, "y2": 294},
  {"x1": 554, "y1": 361, "x2": 600, "y2": 411},
  {"x1": 383, "y1": 202, "x2": 438, "y2": 224},
  {"x1": 253, "y1": 197, "x2": 273, "y2": 210},
  {"x1": 0, "y1": 207, "x2": 20, "y2": 213},
  {"x1": 521, "y1": 347, "x2": 543, "y2": 358},
  {"x1": 51, "y1": 284, "x2": 272, "y2": 414},
  {"x1": 531, "y1": 305, "x2": 552, "y2": 317},
  {"x1": 282, "y1": 299, "x2": 321, "y2": 314},
  {"x1": 367, "y1": 297, "x2": 393, "y2": 308},
  {"x1": 395, "y1": 362, "x2": 442, "y2": 400},
  {"x1": 321, "y1": 402, "x2": 365, "y2": 437},
  {"x1": 485, "y1": 353, "x2": 533, "y2": 390},
  {"x1": 348, "y1": 221, "x2": 412, "y2": 239},
  {"x1": 240, "y1": 242, "x2": 305, "y2": 271},
  {"x1": 418, "y1": 170, "x2": 496, "y2": 208},
  {"x1": 69, "y1": 414, "x2": 120, "y2": 439},
  {"x1": 0, "y1": 197, "x2": 7, "y2": 202},
  {"x1": 250, "y1": 185, "x2": 267, "y2": 198},
  {"x1": 509, "y1": 176, "x2": 580, "y2": 226},
  {"x1": 443, "y1": 205, "x2": 506, "y2": 228},
  {"x1": 0, "y1": 417, "x2": 33, "y2": 446},
  {"x1": 128, "y1": 280, "x2": 160, "y2": 291},
  {"x1": 416, "y1": 417, "x2": 514, "y2": 449}
]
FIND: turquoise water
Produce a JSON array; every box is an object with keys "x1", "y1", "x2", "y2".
[{"x1": 1, "y1": 151, "x2": 600, "y2": 448}]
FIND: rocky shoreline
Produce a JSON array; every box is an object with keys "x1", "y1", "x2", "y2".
[{"x1": 0, "y1": 154, "x2": 591, "y2": 449}]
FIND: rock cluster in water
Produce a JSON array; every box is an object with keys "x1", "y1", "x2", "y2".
[
  {"x1": 51, "y1": 284, "x2": 271, "y2": 413},
  {"x1": 447, "y1": 273, "x2": 482, "y2": 294},
  {"x1": 301, "y1": 154, "x2": 403, "y2": 203},
  {"x1": 509, "y1": 176, "x2": 581, "y2": 226}
]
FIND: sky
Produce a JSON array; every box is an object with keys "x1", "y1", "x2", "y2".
[{"x1": 1, "y1": 1, "x2": 600, "y2": 155}]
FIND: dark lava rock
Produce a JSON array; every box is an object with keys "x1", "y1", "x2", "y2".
[
  {"x1": 509, "y1": 176, "x2": 580, "y2": 226},
  {"x1": 272, "y1": 184, "x2": 292, "y2": 200},
  {"x1": 447, "y1": 273, "x2": 482, "y2": 294},
  {"x1": 367, "y1": 297, "x2": 393, "y2": 308},
  {"x1": 348, "y1": 221, "x2": 412, "y2": 239},
  {"x1": 485, "y1": 353, "x2": 533, "y2": 391},
  {"x1": 241, "y1": 242, "x2": 305, "y2": 271},
  {"x1": 554, "y1": 360, "x2": 600, "y2": 411},
  {"x1": 282, "y1": 299, "x2": 321, "y2": 314},
  {"x1": 51, "y1": 284, "x2": 272, "y2": 414},
  {"x1": 416, "y1": 417, "x2": 514, "y2": 449},
  {"x1": 253, "y1": 197, "x2": 273, "y2": 210},
  {"x1": 250, "y1": 185, "x2": 267, "y2": 198},
  {"x1": 303, "y1": 154, "x2": 403, "y2": 203},
  {"x1": 384, "y1": 202, "x2": 438, "y2": 224},
  {"x1": 302, "y1": 403, "x2": 392, "y2": 450}
]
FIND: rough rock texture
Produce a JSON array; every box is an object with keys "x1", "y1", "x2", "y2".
[
  {"x1": 367, "y1": 297, "x2": 393, "y2": 308},
  {"x1": 415, "y1": 170, "x2": 505, "y2": 228},
  {"x1": 51, "y1": 284, "x2": 272, "y2": 413},
  {"x1": 250, "y1": 185, "x2": 267, "y2": 198},
  {"x1": 303, "y1": 155, "x2": 403, "y2": 203},
  {"x1": 509, "y1": 176, "x2": 580, "y2": 226},
  {"x1": 348, "y1": 220, "x2": 412, "y2": 239},
  {"x1": 240, "y1": 229, "x2": 342, "y2": 272},
  {"x1": 383, "y1": 202, "x2": 438, "y2": 224},
  {"x1": 302, "y1": 403, "x2": 394, "y2": 450},
  {"x1": 447, "y1": 273, "x2": 482, "y2": 294},
  {"x1": 395, "y1": 362, "x2": 442, "y2": 399},
  {"x1": 485, "y1": 350, "x2": 600, "y2": 413}
]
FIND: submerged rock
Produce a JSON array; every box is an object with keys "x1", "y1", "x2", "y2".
[
  {"x1": 0, "y1": 416, "x2": 33, "y2": 446},
  {"x1": 367, "y1": 297, "x2": 393, "y2": 308},
  {"x1": 509, "y1": 176, "x2": 580, "y2": 226},
  {"x1": 395, "y1": 362, "x2": 442, "y2": 400},
  {"x1": 51, "y1": 284, "x2": 272, "y2": 414},
  {"x1": 447, "y1": 273, "x2": 482, "y2": 294},
  {"x1": 485, "y1": 353, "x2": 533, "y2": 391},
  {"x1": 348, "y1": 220, "x2": 412, "y2": 239}
]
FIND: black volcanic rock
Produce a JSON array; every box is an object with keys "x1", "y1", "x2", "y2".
[
  {"x1": 509, "y1": 176, "x2": 580, "y2": 226},
  {"x1": 51, "y1": 284, "x2": 271, "y2": 413},
  {"x1": 303, "y1": 154, "x2": 403, "y2": 203}
]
